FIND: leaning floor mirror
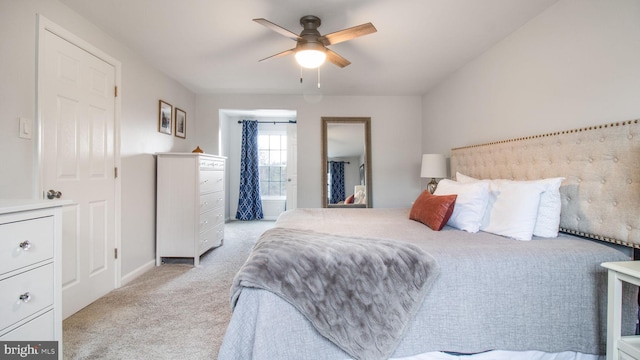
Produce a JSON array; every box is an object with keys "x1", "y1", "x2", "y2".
[{"x1": 321, "y1": 117, "x2": 372, "y2": 208}]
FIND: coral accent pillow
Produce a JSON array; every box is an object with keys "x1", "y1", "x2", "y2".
[
  {"x1": 345, "y1": 194, "x2": 355, "y2": 204},
  {"x1": 409, "y1": 191, "x2": 457, "y2": 231}
]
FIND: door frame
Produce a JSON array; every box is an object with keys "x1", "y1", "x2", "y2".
[
  {"x1": 36, "y1": 15, "x2": 122, "y2": 288},
  {"x1": 285, "y1": 122, "x2": 297, "y2": 210}
]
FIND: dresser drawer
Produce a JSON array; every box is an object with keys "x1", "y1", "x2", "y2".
[
  {"x1": 200, "y1": 191, "x2": 224, "y2": 214},
  {"x1": 0, "y1": 310, "x2": 54, "y2": 340},
  {"x1": 200, "y1": 170, "x2": 224, "y2": 194},
  {"x1": 0, "y1": 263, "x2": 54, "y2": 332},
  {"x1": 199, "y1": 158, "x2": 225, "y2": 171},
  {"x1": 199, "y1": 207, "x2": 224, "y2": 233},
  {"x1": 0, "y1": 216, "x2": 54, "y2": 276},
  {"x1": 199, "y1": 224, "x2": 224, "y2": 252}
]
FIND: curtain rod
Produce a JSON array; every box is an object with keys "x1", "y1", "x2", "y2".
[
  {"x1": 237, "y1": 120, "x2": 297, "y2": 124},
  {"x1": 329, "y1": 160, "x2": 350, "y2": 164}
]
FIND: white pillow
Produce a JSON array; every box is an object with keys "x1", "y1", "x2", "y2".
[
  {"x1": 528, "y1": 177, "x2": 564, "y2": 237},
  {"x1": 456, "y1": 172, "x2": 564, "y2": 238},
  {"x1": 434, "y1": 179, "x2": 489, "y2": 233},
  {"x1": 479, "y1": 180, "x2": 546, "y2": 240}
]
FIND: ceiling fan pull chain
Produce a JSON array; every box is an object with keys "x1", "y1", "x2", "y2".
[
  {"x1": 317, "y1": 66, "x2": 321, "y2": 89},
  {"x1": 300, "y1": 66, "x2": 303, "y2": 84}
]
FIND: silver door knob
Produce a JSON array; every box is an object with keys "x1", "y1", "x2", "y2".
[{"x1": 46, "y1": 189, "x2": 62, "y2": 199}]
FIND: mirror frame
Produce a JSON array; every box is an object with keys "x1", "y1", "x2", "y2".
[{"x1": 321, "y1": 117, "x2": 372, "y2": 208}]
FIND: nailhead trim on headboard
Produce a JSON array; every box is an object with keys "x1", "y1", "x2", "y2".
[
  {"x1": 452, "y1": 119, "x2": 639, "y2": 150},
  {"x1": 450, "y1": 119, "x2": 640, "y2": 248}
]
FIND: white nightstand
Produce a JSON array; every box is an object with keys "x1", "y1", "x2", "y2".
[{"x1": 602, "y1": 261, "x2": 640, "y2": 360}]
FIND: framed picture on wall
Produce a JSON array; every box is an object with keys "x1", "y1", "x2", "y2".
[
  {"x1": 175, "y1": 108, "x2": 186, "y2": 138},
  {"x1": 158, "y1": 100, "x2": 172, "y2": 135}
]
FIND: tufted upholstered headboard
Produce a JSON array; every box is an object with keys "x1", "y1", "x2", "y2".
[{"x1": 450, "y1": 119, "x2": 640, "y2": 248}]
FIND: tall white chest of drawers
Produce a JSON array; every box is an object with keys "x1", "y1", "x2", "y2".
[
  {"x1": 156, "y1": 153, "x2": 226, "y2": 266},
  {"x1": 0, "y1": 200, "x2": 67, "y2": 359}
]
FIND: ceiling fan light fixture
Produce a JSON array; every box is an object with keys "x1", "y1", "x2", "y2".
[
  {"x1": 255, "y1": 15, "x2": 376, "y2": 69},
  {"x1": 295, "y1": 42, "x2": 326, "y2": 69}
]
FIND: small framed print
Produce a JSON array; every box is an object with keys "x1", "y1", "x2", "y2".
[
  {"x1": 158, "y1": 100, "x2": 172, "y2": 135},
  {"x1": 175, "y1": 108, "x2": 186, "y2": 138}
]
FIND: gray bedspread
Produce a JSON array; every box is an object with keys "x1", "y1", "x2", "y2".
[
  {"x1": 219, "y1": 208, "x2": 636, "y2": 360},
  {"x1": 230, "y1": 227, "x2": 440, "y2": 360}
]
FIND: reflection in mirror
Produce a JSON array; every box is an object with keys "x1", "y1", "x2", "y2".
[{"x1": 321, "y1": 117, "x2": 372, "y2": 208}]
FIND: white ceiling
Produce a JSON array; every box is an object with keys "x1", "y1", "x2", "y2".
[{"x1": 59, "y1": 0, "x2": 559, "y2": 96}]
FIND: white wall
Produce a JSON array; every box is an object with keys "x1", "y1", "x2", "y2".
[
  {"x1": 0, "y1": 0, "x2": 197, "y2": 280},
  {"x1": 197, "y1": 95, "x2": 423, "y2": 208},
  {"x1": 422, "y1": 0, "x2": 640, "y2": 156}
]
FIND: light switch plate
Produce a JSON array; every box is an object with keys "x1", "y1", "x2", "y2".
[{"x1": 19, "y1": 117, "x2": 32, "y2": 139}]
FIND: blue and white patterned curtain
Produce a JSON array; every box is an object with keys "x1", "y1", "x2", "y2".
[
  {"x1": 236, "y1": 120, "x2": 263, "y2": 220},
  {"x1": 329, "y1": 161, "x2": 345, "y2": 204}
]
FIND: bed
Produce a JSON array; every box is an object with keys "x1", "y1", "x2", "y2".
[{"x1": 218, "y1": 120, "x2": 640, "y2": 360}]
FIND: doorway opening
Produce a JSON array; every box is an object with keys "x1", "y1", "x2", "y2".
[{"x1": 220, "y1": 109, "x2": 297, "y2": 221}]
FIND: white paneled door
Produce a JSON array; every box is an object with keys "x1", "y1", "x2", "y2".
[{"x1": 40, "y1": 23, "x2": 118, "y2": 318}]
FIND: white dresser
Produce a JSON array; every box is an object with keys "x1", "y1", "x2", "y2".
[
  {"x1": 0, "y1": 200, "x2": 67, "y2": 358},
  {"x1": 156, "y1": 153, "x2": 226, "y2": 266}
]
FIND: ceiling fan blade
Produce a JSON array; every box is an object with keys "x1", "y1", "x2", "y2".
[
  {"x1": 326, "y1": 49, "x2": 351, "y2": 68},
  {"x1": 320, "y1": 22, "x2": 377, "y2": 46},
  {"x1": 258, "y1": 48, "x2": 296, "y2": 62},
  {"x1": 253, "y1": 18, "x2": 300, "y2": 41}
]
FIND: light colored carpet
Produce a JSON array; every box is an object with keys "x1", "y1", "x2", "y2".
[{"x1": 63, "y1": 220, "x2": 275, "y2": 360}]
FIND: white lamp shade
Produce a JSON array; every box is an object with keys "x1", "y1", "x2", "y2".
[
  {"x1": 420, "y1": 154, "x2": 447, "y2": 178},
  {"x1": 295, "y1": 50, "x2": 326, "y2": 68},
  {"x1": 295, "y1": 42, "x2": 327, "y2": 69}
]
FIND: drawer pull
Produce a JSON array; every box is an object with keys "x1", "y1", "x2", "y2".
[
  {"x1": 19, "y1": 292, "x2": 32, "y2": 303},
  {"x1": 19, "y1": 240, "x2": 32, "y2": 251}
]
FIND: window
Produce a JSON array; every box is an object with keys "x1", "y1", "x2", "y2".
[{"x1": 258, "y1": 132, "x2": 287, "y2": 198}]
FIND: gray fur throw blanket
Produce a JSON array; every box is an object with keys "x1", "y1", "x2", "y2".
[{"x1": 230, "y1": 227, "x2": 440, "y2": 360}]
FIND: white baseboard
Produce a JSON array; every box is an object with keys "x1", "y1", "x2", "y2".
[{"x1": 120, "y1": 259, "x2": 155, "y2": 286}]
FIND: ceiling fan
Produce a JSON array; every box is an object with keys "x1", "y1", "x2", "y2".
[{"x1": 253, "y1": 15, "x2": 377, "y2": 69}]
